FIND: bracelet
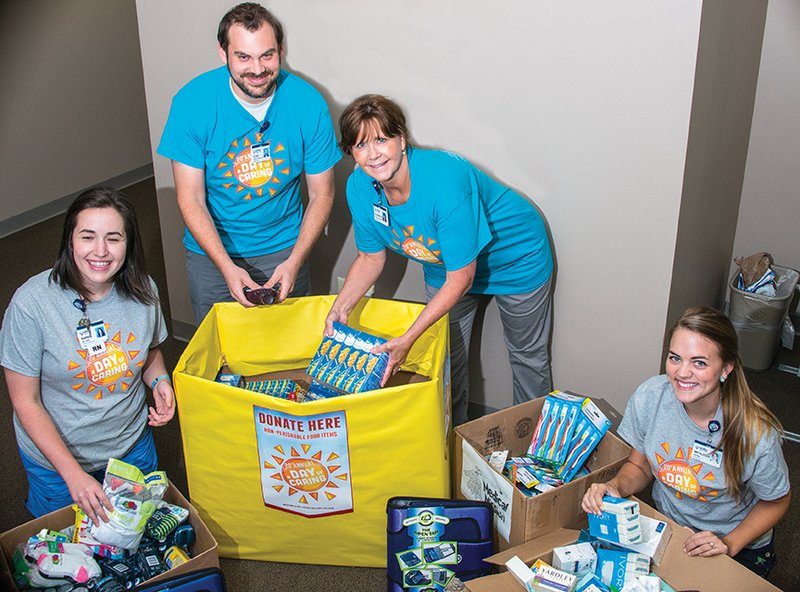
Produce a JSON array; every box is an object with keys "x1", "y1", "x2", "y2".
[{"x1": 150, "y1": 375, "x2": 172, "y2": 390}]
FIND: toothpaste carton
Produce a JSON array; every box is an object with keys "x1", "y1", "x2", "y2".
[{"x1": 552, "y1": 542, "x2": 597, "y2": 577}]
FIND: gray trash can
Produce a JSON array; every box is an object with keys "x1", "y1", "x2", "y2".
[{"x1": 729, "y1": 264, "x2": 799, "y2": 370}]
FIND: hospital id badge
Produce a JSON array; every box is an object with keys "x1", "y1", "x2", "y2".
[
  {"x1": 373, "y1": 204, "x2": 390, "y2": 226},
  {"x1": 251, "y1": 143, "x2": 271, "y2": 163},
  {"x1": 76, "y1": 326, "x2": 94, "y2": 349},
  {"x1": 691, "y1": 440, "x2": 722, "y2": 468}
]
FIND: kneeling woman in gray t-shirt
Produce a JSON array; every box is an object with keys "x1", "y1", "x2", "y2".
[
  {"x1": 582, "y1": 306, "x2": 790, "y2": 578},
  {"x1": 0, "y1": 187, "x2": 175, "y2": 525}
]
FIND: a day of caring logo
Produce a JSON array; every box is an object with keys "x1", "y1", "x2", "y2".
[
  {"x1": 255, "y1": 408, "x2": 354, "y2": 517},
  {"x1": 68, "y1": 330, "x2": 140, "y2": 400},
  {"x1": 218, "y1": 135, "x2": 291, "y2": 201}
]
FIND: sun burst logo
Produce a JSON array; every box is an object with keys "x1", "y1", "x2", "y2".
[
  {"x1": 390, "y1": 226, "x2": 441, "y2": 263},
  {"x1": 216, "y1": 133, "x2": 291, "y2": 201},
  {"x1": 68, "y1": 330, "x2": 142, "y2": 400},
  {"x1": 655, "y1": 442, "x2": 718, "y2": 502},
  {"x1": 264, "y1": 444, "x2": 348, "y2": 505}
]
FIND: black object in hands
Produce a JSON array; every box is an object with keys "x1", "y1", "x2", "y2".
[{"x1": 243, "y1": 285, "x2": 279, "y2": 305}]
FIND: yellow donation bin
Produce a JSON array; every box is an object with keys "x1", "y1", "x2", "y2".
[{"x1": 173, "y1": 296, "x2": 451, "y2": 567}]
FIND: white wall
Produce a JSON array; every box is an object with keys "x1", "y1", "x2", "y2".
[
  {"x1": 0, "y1": 0, "x2": 152, "y2": 222},
  {"x1": 137, "y1": 1, "x2": 708, "y2": 412},
  {"x1": 733, "y1": 0, "x2": 800, "y2": 316}
]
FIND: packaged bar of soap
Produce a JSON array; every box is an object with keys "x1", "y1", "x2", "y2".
[
  {"x1": 552, "y1": 542, "x2": 597, "y2": 576},
  {"x1": 588, "y1": 511, "x2": 642, "y2": 544},
  {"x1": 600, "y1": 495, "x2": 639, "y2": 517}
]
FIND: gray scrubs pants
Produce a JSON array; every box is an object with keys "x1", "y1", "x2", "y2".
[
  {"x1": 426, "y1": 276, "x2": 553, "y2": 426},
  {"x1": 185, "y1": 246, "x2": 311, "y2": 325}
]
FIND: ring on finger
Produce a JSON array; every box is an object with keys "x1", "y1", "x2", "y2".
[{"x1": 709, "y1": 541, "x2": 715, "y2": 548}]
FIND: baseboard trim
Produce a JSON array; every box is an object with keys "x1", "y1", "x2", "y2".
[
  {"x1": 0, "y1": 164, "x2": 154, "y2": 239},
  {"x1": 171, "y1": 319, "x2": 197, "y2": 343}
]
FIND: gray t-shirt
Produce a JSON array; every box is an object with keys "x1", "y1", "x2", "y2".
[
  {"x1": 0, "y1": 270, "x2": 168, "y2": 471},
  {"x1": 619, "y1": 375, "x2": 789, "y2": 549}
]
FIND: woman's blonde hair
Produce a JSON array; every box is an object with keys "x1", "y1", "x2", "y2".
[{"x1": 669, "y1": 306, "x2": 783, "y2": 500}]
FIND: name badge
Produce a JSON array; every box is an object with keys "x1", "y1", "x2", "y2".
[
  {"x1": 76, "y1": 326, "x2": 94, "y2": 349},
  {"x1": 691, "y1": 440, "x2": 722, "y2": 468},
  {"x1": 76, "y1": 320, "x2": 108, "y2": 353},
  {"x1": 251, "y1": 143, "x2": 271, "y2": 163},
  {"x1": 373, "y1": 204, "x2": 390, "y2": 226}
]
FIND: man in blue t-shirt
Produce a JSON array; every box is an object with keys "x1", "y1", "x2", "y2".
[{"x1": 158, "y1": 3, "x2": 341, "y2": 323}]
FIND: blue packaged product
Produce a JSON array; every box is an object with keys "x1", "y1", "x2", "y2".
[
  {"x1": 588, "y1": 512, "x2": 642, "y2": 545},
  {"x1": 558, "y1": 397, "x2": 612, "y2": 482},
  {"x1": 215, "y1": 372, "x2": 244, "y2": 388},
  {"x1": 307, "y1": 380, "x2": 345, "y2": 399},
  {"x1": 306, "y1": 322, "x2": 389, "y2": 395},
  {"x1": 527, "y1": 392, "x2": 582, "y2": 466},
  {"x1": 245, "y1": 379, "x2": 298, "y2": 398}
]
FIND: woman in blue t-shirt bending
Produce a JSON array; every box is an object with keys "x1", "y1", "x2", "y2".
[
  {"x1": 582, "y1": 306, "x2": 790, "y2": 578},
  {"x1": 326, "y1": 94, "x2": 554, "y2": 425}
]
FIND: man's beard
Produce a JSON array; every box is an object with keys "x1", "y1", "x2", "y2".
[{"x1": 230, "y1": 66, "x2": 279, "y2": 100}]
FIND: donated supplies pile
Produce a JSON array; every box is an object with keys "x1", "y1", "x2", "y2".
[
  {"x1": 483, "y1": 496, "x2": 674, "y2": 592},
  {"x1": 215, "y1": 322, "x2": 390, "y2": 402},
  {"x1": 7, "y1": 460, "x2": 203, "y2": 591},
  {"x1": 496, "y1": 392, "x2": 612, "y2": 495}
]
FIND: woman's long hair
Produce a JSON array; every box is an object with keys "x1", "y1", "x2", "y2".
[
  {"x1": 50, "y1": 187, "x2": 157, "y2": 305},
  {"x1": 669, "y1": 306, "x2": 782, "y2": 500}
]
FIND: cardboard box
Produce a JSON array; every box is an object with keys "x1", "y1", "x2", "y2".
[
  {"x1": 453, "y1": 398, "x2": 631, "y2": 549},
  {"x1": 0, "y1": 483, "x2": 218, "y2": 591},
  {"x1": 465, "y1": 500, "x2": 781, "y2": 592}
]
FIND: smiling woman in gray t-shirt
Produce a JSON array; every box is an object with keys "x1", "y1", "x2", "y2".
[
  {"x1": 0, "y1": 187, "x2": 175, "y2": 525},
  {"x1": 582, "y1": 306, "x2": 790, "y2": 578}
]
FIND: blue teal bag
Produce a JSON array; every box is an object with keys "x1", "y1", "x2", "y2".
[{"x1": 387, "y1": 497, "x2": 494, "y2": 591}]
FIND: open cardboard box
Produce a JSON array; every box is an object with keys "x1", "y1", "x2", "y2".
[
  {"x1": 0, "y1": 483, "x2": 219, "y2": 591},
  {"x1": 453, "y1": 397, "x2": 631, "y2": 550},
  {"x1": 465, "y1": 498, "x2": 781, "y2": 592}
]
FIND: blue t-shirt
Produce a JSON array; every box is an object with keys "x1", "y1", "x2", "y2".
[
  {"x1": 347, "y1": 148, "x2": 553, "y2": 294},
  {"x1": 158, "y1": 67, "x2": 341, "y2": 258}
]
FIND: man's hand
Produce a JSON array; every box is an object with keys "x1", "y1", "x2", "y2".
[
  {"x1": 265, "y1": 258, "x2": 302, "y2": 302},
  {"x1": 222, "y1": 264, "x2": 260, "y2": 307}
]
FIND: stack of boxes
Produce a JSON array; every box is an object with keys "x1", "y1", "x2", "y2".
[{"x1": 587, "y1": 496, "x2": 642, "y2": 545}]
